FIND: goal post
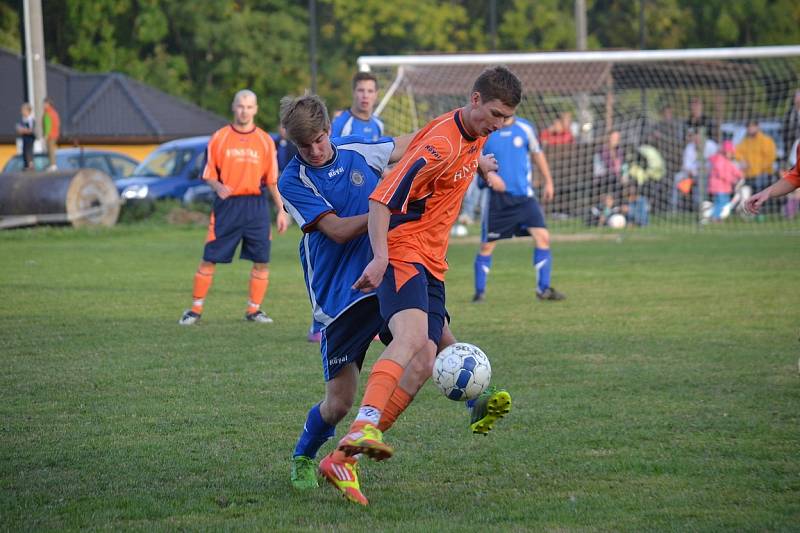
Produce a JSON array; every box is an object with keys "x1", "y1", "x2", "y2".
[{"x1": 358, "y1": 46, "x2": 800, "y2": 233}]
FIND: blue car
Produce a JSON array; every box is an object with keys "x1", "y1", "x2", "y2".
[{"x1": 117, "y1": 136, "x2": 213, "y2": 204}]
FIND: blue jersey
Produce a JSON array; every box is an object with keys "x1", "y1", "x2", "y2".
[
  {"x1": 279, "y1": 135, "x2": 394, "y2": 330},
  {"x1": 483, "y1": 117, "x2": 541, "y2": 198},
  {"x1": 331, "y1": 110, "x2": 384, "y2": 142}
]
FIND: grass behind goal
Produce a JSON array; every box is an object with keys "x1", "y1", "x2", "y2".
[{"x1": 1, "y1": 224, "x2": 798, "y2": 530}]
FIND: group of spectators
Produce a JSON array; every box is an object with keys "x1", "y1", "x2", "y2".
[{"x1": 14, "y1": 98, "x2": 60, "y2": 171}]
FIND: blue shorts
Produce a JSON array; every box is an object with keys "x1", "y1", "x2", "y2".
[
  {"x1": 377, "y1": 261, "x2": 447, "y2": 346},
  {"x1": 482, "y1": 191, "x2": 546, "y2": 243},
  {"x1": 320, "y1": 296, "x2": 383, "y2": 381},
  {"x1": 203, "y1": 194, "x2": 272, "y2": 263}
]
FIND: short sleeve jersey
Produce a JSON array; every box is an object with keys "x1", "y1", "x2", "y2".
[
  {"x1": 369, "y1": 109, "x2": 486, "y2": 281},
  {"x1": 785, "y1": 143, "x2": 800, "y2": 188},
  {"x1": 483, "y1": 117, "x2": 541, "y2": 198},
  {"x1": 331, "y1": 110, "x2": 385, "y2": 142},
  {"x1": 279, "y1": 136, "x2": 394, "y2": 328},
  {"x1": 202, "y1": 125, "x2": 278, "y2": 196}
]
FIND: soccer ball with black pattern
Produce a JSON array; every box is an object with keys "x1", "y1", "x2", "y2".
[{"x1": 432, "y1": 343, "x2": 492, "y2": 401}]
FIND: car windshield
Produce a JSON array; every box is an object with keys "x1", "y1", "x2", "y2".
[{"x1": 132, "y1": 147, "x2": 197, "y2": 178}]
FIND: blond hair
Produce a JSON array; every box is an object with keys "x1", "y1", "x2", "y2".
[{"x1": 279, "y1": 94, "x2": 330, "y2": 144}]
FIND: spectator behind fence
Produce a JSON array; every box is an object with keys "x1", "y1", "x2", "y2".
[
  {"x1": 539, "y1": 112, "x2": 574, "y2": 146},
  {"x1": 587, "y1": 193, "x2": 619, "y2": 227},
  {"x1": 781, "y1": 89, "x2": 800, "y2": 161},
  {"x1": 621, "y1": 184, "x2": 650, "y2": 227},
  {"x1": 685, "y1": 96, "x2": 715, "y2": 141},
  {"x1": 735, "y1": 119, "x2": 776, "y2": 196},
  {"x1": 745, "y1": 139, "x2": 800, "y2": 216},
  {"x1": 672, "y1": 127, "x2": 718, "y2": 212},
  {"x1": 15, "y1": 102, "x2": 35, "y2": 170},
  {"x1": 592, "y1": 129, "x2": 624, "y2": 198},
  {"x1": 708, "y1": 140, "x2": 743, "y2": 221},
  {"x1": 42, "y1": 97, "x2": 60, "y2": 171}
]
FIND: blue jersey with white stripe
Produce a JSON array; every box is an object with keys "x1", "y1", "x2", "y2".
[
  {"x1": 331, "y1": 110, "x2": 385, "y2": 142},
  {"x1": 278, "y1": 135, "x2": 394, "y2": 330},
  {"x1": 483, "y1": 117, "x2": 541, "y2": 198}
]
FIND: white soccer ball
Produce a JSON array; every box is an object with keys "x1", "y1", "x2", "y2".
[
  {"x1": 607, "y1": 213, "x2": 627, "y2": 229},
  {"x1": 450, "y1": 223, "x2": 469, "y2": 237},
  {"x1": 432, "y1": 342, "x2": 492, "y2": 401}
]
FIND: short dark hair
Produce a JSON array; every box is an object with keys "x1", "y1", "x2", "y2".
[
  {"x1": 472, "y1": 66, "x2": 522, "y2": 108},
  {"x1": 747, "y1": 118, "x2": 759, "y2": 127},
  {"x1": 352, "y1": 71, "x2": 378, "y2": 91}
]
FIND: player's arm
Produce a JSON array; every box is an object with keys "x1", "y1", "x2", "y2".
[
  {"x1": 315, "y1": 213, "x2": 369, "y2": 244},
  {"x1": 389, "y1": 132, "x2": 418, "y2": 163},
  {"x1": 532, "y1": 151, "x2": 554, "y2": 202},
  {"x1": 266, "y1": 182, "x2": 289, "y2": 233},
  {"x1": 352, "y1": 200, "x2": 391, "y2": 292},
  {"x1": 745, "y1": 177, "x2": 798, "y2": 214},
  {"x1": 201, "y1": 137, "x2": 232, "y2": 199}
]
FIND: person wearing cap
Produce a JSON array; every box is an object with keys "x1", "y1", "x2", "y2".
[{"x1": 708, "y1": 140, "x2": 743, "y2": 221}]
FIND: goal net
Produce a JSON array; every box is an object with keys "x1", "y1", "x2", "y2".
[{"x1": 359, "y1": 47, "x2": 800, "y2": 233}]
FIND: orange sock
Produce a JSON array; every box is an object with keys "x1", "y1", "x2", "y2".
[
  {"x1": 377, "y1": 386, "x2": 414, "y2": 433},
  {"x1": 247, "y1": 268, "x2": 269, "y2": 314},
  {"x1": 352, "y1": 359, "x2": 405, "y2": 428},
  {"x1": 191, "y1": 264, "x2": 215, "y2": 314}
]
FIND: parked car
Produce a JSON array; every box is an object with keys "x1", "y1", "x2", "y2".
[
  {"x1": 2, "y1": 148, "x2": 139, "y2": 179},
  {"x1": 117, "y1": 136, "x2": 212, "y2": 204}
]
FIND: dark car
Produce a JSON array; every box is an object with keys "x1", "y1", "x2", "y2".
[
  {"x1": 117, "y1": 136, "x2": 212, "y2": 204},
  {"x1": 2, "y1": 148, "x2": 139, "y2": 179}
]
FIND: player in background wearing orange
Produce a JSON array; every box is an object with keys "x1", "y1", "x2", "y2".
[
  {"x1": 331, "y1": 67, "x2": 522, "y2": 483},
  {"x1": 744, "y1": 141, "x2": 800, "y2": 214},
  {"x1": 179, "y1": 89, "x2": 289, "y2": 325}
]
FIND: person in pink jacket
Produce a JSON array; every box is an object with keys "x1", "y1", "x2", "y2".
[{"x1": 708, "y1": 140, "x2": 743, "y2": 220}]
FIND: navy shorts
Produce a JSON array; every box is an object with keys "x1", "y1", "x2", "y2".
[
  {"x1": 203, "y1": 194, "x2": 272, "y2": 263},
  {"x1": 320, "y1": 296, "x2": 383, "y2": 381},
  {"x1": 377, "y1": 261, "x2": 447, "y2": 346},
  {"x1": 482, "y1": 191, "x2": 546, "y2": 243}
]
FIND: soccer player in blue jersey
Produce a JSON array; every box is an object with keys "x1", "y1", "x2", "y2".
[
  {"x1": 330, "y1": 71, "x2": 385, "y2": 141},
  {"x1": 473, "y1": 115, "x2": 566, "y2": 302},
  {"x1": 279, "y1": 94, "x2": 421, "y2": 505}
]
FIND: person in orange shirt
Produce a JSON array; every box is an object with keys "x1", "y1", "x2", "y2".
[
  {"x1": 42, "y1": 97, "x2": 60, "y2": 171},
  {"x1": 330, "y1": 66, "x2": 522, "y2": 486},
  {"x1": 744, "y1": 141, "x2": 800, "y2": 214},
  {"x1": 179, "y1": 89, "x2": 289, "y2": 325}
]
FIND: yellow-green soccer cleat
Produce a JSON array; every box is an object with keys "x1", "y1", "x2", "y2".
[
  {"x1": 319, "y1": 453, "x2": 368, "y2": 505},
  {"x1": 290, "y1": 455, "x2": 319, "y2": 490},
  {"x1": 336, "y1": 423, "x2": 394, "y2": 461},
  {"x1": 469, "y1": 386, "x2": 512, "y2": 435}
]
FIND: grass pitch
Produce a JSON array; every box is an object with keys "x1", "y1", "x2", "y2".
[{"x1": 1, "y1": 223, "x2": 798, "y2": 531}]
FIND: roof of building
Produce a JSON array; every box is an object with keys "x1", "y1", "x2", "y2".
[{"x1": 0, "y1": 47, "x2": 227, "y2": 144}]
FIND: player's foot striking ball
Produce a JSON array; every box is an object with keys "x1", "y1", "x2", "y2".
[{"x1": 469, "y1": 386, "x2": 512, "y2": 435}]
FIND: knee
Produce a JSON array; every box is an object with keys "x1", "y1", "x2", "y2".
[
  {"x1": 408, "y1": 347, "x2": 436, "y2": 382},
  {"x1": 321, "y1": 396, "x2": 353, "y2": 424},
  {"x1": 534, "y1": 230, "x2": 550, "y2": 248}
]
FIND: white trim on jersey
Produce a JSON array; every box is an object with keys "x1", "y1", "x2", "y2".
[
  {"x1": 516, "y1": 120, "x2": 542, "y2": 154},
  {"x1": 282, "y1": 197, "x2": 306, "y2": 227},
  {"x1": 337, "y1": 140, "x2": 394, "y2": 173},
  {"x1": 341, "y1": 116, "x2": 354, "y2": 137}
]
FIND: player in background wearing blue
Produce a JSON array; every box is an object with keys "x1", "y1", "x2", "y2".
[
  {"x1": 330, "y1": 71, "x2": 384, "y2": 142},
  {"x1": 279, "y1": 94, "x2": 430, "y2": 505},
  {"x1": 473, "y1": 115, "x2": 566, "y2": 303},
  {"x1": 304, "y1": 71, "x2": 385, "y2": 344}
]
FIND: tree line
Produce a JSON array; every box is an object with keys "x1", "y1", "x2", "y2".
[{"x1": 1, "y1": 0, "x2": 798, "y2": 130}]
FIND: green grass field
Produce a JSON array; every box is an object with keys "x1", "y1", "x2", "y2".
[{"x1": 1, "y1": 222, "x2": 799, "y2": 531}]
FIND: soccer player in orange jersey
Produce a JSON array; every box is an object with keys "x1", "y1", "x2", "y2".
[
  {"x1": 333, "y1": 67, "x2": 522, "y2": 472},
  {"x1": 179, "y1": 90, "x2": 289, "y2": 325}
]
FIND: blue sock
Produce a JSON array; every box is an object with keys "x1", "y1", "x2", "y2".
[
  {"x1": 474, "y1": 254, "x2": 492, "y2": 294},
  {"x1": 293, "y1": 403, "x2": 335, "y2": 459},
  {"x1": 533, "y1": 248, "x2": 551, "y2": 293}
]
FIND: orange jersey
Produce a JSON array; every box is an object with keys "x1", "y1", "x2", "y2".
[
  {"x1": 203, "y1": 125, "x2": 278, "y2": 196},
  {"x1": 785, "y1": 143, "x2": 800, "y2": 188},
  {"x1": 370, "y1": 109, "x2": 486, "y2": 280}
]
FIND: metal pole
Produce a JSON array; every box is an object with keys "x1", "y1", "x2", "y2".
[
  {"x1": 23, "y1": 0, "x2": 47, "y2": 140},
  {"x1": 575, "y1": 0, "x2": 590, "y2": 140},
  {"x1": 575, "y1": 0, "x2": 587, "y2": 52},
  {"x1": 308, "y1": 0, "x2": 317, "y2": 94}
]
